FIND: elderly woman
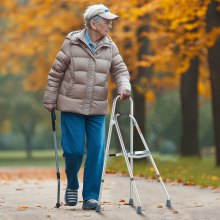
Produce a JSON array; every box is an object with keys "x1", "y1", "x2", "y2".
[{"x1": 43, "y1": 4, "x2": 131, "y2": 210}]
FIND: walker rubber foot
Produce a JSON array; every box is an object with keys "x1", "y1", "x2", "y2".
[
  {"x1": 166, "y1": 200, "x2": 171, "y2": 208},
  {"x1": 136, "y1": 206, "x2": 142, "y2": 214},
  {"x1": 96, "y1": 205, "x2": 101, "y2": 212},
  {"x1": 129, "y1": 198, "x2": 134, "y2": 206},
  {"x1": 56, "y1": 203, "x2": 60, "y2": 208}
]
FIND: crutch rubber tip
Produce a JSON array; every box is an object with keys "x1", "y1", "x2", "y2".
[
  {"x1": 136, "y1": 206, "x2": 142, "y2": 214},
  {"x1": 129, "y1": 198, "x2": 134, "y2": 206},
  {"x1": 56, "y1": 203, "x2": 60, "y2": 208},
  {"x1": 166, "y1": 200, "x2": 171, "y2": 208},
  {"x1": 96, "y1": 205, "x2": 101, "y2": 212}
]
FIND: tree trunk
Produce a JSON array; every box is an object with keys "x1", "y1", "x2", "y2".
[
  {"x1": 25, "y1": 133, "x2": 33, "y2": 159},
  {"x1": 180, "y1": 57, "x2": 200, "y2": 156},
  {"x1": 206, "y1": 1, "x2": 220, "y2": 166},
  {"x1": 133, "y1": 18, "x2": 152, "y2": 151},
  {"x1": 133, "y1": 89, "x2": 145, "y2": 150},
  {"x1": 20, "y1": 125, "x2": 34, "y2": 159}
]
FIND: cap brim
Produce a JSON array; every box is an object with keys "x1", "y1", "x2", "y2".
[{"x1": 99, "y1": 12, "x2": 119, "y2": 20}]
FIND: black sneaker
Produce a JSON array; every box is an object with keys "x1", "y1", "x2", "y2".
[
  {"x1": 82, "y1": 199, "x2": 98, "y2": 210},
  {"x1": 64, "y1": 189, "x2": 78, "y2": 206}
]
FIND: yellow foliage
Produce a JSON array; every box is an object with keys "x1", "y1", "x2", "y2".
[
  {"x1": 0, "y1": 120, "x2": 11, "y2": 134},
  {"x1": 0, "y1": 0, "x2": 218, "y2": 100},
  {"x1": 211, "y1": 176, "x2": 219, "y2": 181},
  {"x1": 206, "y1": 27, "x2": 220, "y2": 47},
  {"x1": 145, "y1": 90, "x2": 155, "y2": 103}
]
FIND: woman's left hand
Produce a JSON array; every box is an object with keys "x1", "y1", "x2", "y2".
[{"x1": 120, "y1": 90, "x2": 131, "y2": 100}]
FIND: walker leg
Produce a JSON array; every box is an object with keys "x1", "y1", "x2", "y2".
[
  {"x1": 96, "y1": 117, "x2": 115, "y2": 212},
  {"x1": 115, "y1": 120, "x2": 142, "y2": 211},
  {"x1": 166, "y1": 199, "x2": 171, "y2": 208},
  {"x1": 130, "y1": 115, "x2": 171, "y2": 207},
  {"x1": 136, "y1": 206, "x2": 142, "y2": 214},
  {"x1": 129, "y1": 198, "x2": 134, "y2": 206}
]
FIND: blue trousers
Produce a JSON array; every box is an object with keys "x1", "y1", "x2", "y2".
[{"x1": 61, "y1": 112, "x2": 105, "y2": 201}]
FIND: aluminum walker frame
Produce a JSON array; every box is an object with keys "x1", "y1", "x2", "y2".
[{"x1": 96, "y1": 96, "x2": 171, "y2": 214}]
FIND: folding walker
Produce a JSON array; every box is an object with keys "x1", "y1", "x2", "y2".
[{"x1": 96, "y1": 95, "x2": 171, "y2": 214}]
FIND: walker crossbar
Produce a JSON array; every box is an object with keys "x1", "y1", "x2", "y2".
[
  {"x1": 96, "y1": 96, "x2": 171, "y2": 214},
  {"x1": 109, "y1": 150, "x2": 150, "y2": 158}
]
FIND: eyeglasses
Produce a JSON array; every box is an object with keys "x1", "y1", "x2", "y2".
[{"x1": 102, "y1": 18, "x2": 112, "y2": 26}]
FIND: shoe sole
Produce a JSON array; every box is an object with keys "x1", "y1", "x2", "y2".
[
  {"x1": 64, "y1": 197, "x2": 77, "y2": 206},
  {"x1": 64, "y1": 189, "x2": 78, "y2": 206},
  {"x1": 82, "y1": 206, "x2": 96, "y2": 210}
]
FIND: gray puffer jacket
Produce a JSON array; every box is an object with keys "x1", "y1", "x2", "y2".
[{"x1": 43, "y1": 28, "x2": 131, "y2": 115}]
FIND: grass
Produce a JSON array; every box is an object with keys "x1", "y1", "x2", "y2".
[
  {"x1": 107, "y1": 153, "x2": 220, "y2": 187},
  {"x1": 0, "y1": 150, "x2": 220, "y2": 187},
  {"x1": 0, "y1": 150, "x2": 65, "y2": 167}
]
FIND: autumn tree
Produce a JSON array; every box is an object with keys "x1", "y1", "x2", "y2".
[
  {"x1": 206, "y1": 0, "x2": 220, "y2": 166},
  {"x1": 1, "y1": 0, "x2": 220, "y2": 164},
  {"x1": 180, "y1": 57, "x2": 199, "y2": 156}
]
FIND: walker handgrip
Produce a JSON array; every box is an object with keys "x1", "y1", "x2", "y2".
[{"x1": 51, "y1": 109, "x2": 56, "y2": 132}]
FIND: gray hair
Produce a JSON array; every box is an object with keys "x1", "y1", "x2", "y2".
[{"x1": 85, "y1": 15, "x2": 103, "y2": 29}]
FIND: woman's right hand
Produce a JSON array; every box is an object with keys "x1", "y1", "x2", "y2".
[{"x1": 43, "y1": 103, "x2": 56, "y2": 112}]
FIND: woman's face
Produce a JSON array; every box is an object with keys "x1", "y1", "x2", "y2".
[{"x1": 93, "y1": 18, "x2": 112, "y2": 37}]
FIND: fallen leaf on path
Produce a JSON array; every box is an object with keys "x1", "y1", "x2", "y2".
[
  {"x1": 157, "y1": 205, "x2": 163, "y2": 208},
  {"x1": 0, "y1": 168, "x2": 68, "y2": 181},
  {"x1": 118, "y1": 199, "x2": 125, "y2": 203},
  {"x1": 18, "y1": 205, "x2": 29, "y2": 211},
  {"x1": 177, "y1": 179, "x2": 183, "y2": 183},
  {"x1": 183, "y1": 182, "x2": 195, "y2": 186},
  {"x1": 162, "y1": 178, "x2": 168, "y2": 182},
  {"x1": 106, "y1": 170, "x2": 116, "y2": 174},
  {"x1": 212, "y1": 187, "x2": 220, "y2": 193},
  {"x1": 46, "y1": 214, "x2": 51, "y2": 218},
  {"x1": 102, "y1": 201, "x2": 110, "y2": 204},
  {"x1": 173, "y1": 210, "x2": 179, "y2": 214}
]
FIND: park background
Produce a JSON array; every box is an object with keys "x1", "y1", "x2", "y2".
[{"x1": 0, "y1": 0, "x2": 220, "y2": 188}]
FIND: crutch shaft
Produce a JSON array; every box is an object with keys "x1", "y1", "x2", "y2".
[{"x1": 51, "y1": 110, "x2": 61, "y2": 208}]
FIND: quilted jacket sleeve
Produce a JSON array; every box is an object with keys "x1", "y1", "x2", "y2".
[
  {"x1": 43, "y1": 38, "x2": 71, "y2": 104},
  {"x1": 110, "y1": 41, "x2": 131, "y2": 94}
]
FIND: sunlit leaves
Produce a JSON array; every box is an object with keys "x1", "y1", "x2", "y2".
[
  {"x1": 0, "y1": 0, "x2": 84, "y2": 89},
  {"x1": 0, "y1": 0, "x2": 219, "y2": 100}
]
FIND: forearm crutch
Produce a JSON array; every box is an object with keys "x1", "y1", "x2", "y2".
[
  {"x1": 51, "y1": 110, "x2": 61, "y2": 208},
  {"x1": 96, "y1": 96, "x2": 171, "y2": 214}
]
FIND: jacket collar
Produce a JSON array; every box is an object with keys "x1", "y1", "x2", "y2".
[{"x1": 69, "y1": 28, "x2": 111, "y2": 48}]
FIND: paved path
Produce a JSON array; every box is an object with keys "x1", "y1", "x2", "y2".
[{"x1": 0, "y1": 173, "x2": 220, "y2": 220}]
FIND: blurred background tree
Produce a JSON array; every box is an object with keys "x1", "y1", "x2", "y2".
[{"x1": 0, "y1": 0, "x2": 220, "y2": 166}]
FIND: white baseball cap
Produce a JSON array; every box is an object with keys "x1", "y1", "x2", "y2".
[{"x1": 84, "y1": 4, "x2": 119, "y2": 21}]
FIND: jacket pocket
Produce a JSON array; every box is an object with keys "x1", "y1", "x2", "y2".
[
  {"x1": 65, "y1": 78, "x2": 74, "y2": 95},
  {"x1": 66, "y1": 84, "x2": 86, "y2": 99}
]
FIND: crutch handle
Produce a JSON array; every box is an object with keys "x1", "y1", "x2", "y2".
[{"x1": 51, "y1": 109, "x2": 56, "y2": 132}]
